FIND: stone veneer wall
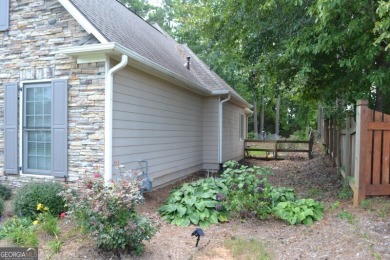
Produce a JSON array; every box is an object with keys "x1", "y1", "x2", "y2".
[{"x1": 0, "y1": 0, "x2": 106, "y2": 187}]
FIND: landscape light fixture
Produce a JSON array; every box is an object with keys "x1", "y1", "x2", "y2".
[{"x1": 191, "y1": 228, "x2": 204, "y2": 247}]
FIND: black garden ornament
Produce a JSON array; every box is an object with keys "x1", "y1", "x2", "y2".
[{"x1": 191, "y1": 228, "x2": 204, "y2": 247}]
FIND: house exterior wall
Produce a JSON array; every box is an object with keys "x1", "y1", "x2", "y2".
[
  {"x1": 112, "y1": 66, "x2": 205, "y2": 187},
  {"x1": 222, "y1": 101, "x2": 246, "y2": 162},
  {"x1": 202, "y1": 96, "x2": 219, "y2": 170},
  {"x1": 0, "y1": 0, "x2": 105, "y2": 185}
]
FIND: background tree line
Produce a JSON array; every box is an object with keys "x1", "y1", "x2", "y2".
[{"x1": 120, "y1": 0, "x2": 390, "y2": 139}]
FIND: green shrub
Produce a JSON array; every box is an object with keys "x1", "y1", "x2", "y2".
[
  {"x1": 61, "y1": 171, "x2": 158, "y2": 254},
  {"x1": 221, "y1": 162, "x2": 273, "y2": 219},
  {"x1": 0, "y1": 184, "x2": 12, "y2": 200},
  {"x1": 159, "y1": 178, "x2": 229, "y2": 228},
  {"x1": 0, "y1": 217, "x2": 38, "y2": 247},
  {"x1": 13, "y1": 182, "x2": 65, "y2": 219},
  {"x1": 273, "y1": 199, "x2": 325, "y2": 225}
]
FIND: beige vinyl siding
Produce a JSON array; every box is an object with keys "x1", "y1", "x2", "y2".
[
  {"x1": 203, "y1": 97, "x2": 219, "y2": 169},
  {"x1": 112, "y1": 66, "x2": 204, "y2": 187},
  {"x1": 222, "y1": 101, "x2": 245, "y2": 162}
]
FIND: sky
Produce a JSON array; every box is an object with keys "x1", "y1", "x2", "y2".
[{"x1": 148, "y1": 0, "x2": 163, "y2": 7}]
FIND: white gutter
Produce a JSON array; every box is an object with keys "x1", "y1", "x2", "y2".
[
  {"x1": 218, "y1": 95, "x2": 231, "y2": 164},
  {"x1": 104, "y1": 54, "x2": 128, "y2": 182}
]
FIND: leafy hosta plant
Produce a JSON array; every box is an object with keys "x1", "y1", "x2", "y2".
[
  {"x1": 273, "y1": 198, "x2": 325, "y2": 225},
  {"x1": 159, "y1": 178, "x2": 229, "y2": 228},
  {"x1": 269, "y1": 187, "x2": 295, "y2": 207}
]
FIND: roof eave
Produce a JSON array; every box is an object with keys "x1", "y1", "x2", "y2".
[
  {"x1": 59, "y1": 43, "x2": 213, "y2": 96},
  {"x1": 58, "y1": 0, "x2": 108, "y2": 43},
  {"x1": 211, "y1": 89, "x2": 252, "y2": 108},
  {"x1": 59, "y1": 43, "x2": 252, "y2": 108}
]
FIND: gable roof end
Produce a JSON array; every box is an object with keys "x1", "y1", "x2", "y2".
[{"x1": 59, "y1": 0, "x2": 251, "y2": 108}]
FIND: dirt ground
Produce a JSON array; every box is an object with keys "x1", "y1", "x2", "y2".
[{"x1": 2, "y1": 145, "x2": 390, "y2": 259}]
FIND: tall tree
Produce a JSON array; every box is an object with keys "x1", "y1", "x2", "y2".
[
  {"x1": 168, "y1": 0, "x2": 390, "y2": 131},
  {"x1": 119, "y1": 0, "x2": 170, "y2": 30}
]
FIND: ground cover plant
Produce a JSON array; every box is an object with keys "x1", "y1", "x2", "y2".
[
  {"x1": 159, "y1": 160, "x2": 325, "y2": 227},
  {"x1": 273, "y1": 198, "x2": 324, "y2": 225},
  {"x1": 0, "y1": 217, "x2": 38, "y2": 247},
  {"x1": 0, "y1": 202, "x2": 61, "y2": 248},
  {"x1": 159, "y1": 178, "x2": 229, "y2": 228},
  {"x1": 61, "y1": 171, "x2": 159, "y2": 255}
]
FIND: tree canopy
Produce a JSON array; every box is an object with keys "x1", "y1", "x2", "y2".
[{"x1": 120, "y1": 0, "x2": 390, "y2": 137}]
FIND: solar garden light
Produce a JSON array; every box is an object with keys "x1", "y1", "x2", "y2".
[{"x1": 191, "y1": 228, "x2": 204, "y2": 247}]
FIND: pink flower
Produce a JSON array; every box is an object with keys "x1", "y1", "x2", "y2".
[
  {"x1": 59, "y1": 212, "x2": 66, "y2": 218},
  {"x1": 93, "y1": 173, "x2": 101, "y2": 178}
]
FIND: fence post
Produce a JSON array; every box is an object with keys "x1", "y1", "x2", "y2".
[
  {"x1": 324, "y1": 119, "x2": 329, "y2": 151},
  {"x1": 336, "y1": 122, "x2": 340, "y2": 168},
  {"x1": 308, "y1": 132, "x2": 314, "y2": 159},
  {"x1": 353, "y1": 100, "x2": 369, "y2": 206},
  {"x1": 329, "y1": 117, "x2": 333, "y2": 156},
  {"x1": 344, "y1": 113, "x2": 352, "y2": 177},
  {"x1": 332, "y1": 117, "x2": 337, "y2": 167}
]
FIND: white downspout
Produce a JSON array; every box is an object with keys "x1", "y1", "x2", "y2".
[
  {"x1": 104, "y1": 54, "x2": 128, "y2": 182},
  {"x1": 218, "y1": 94, "x2": 231, "y2": 165}
]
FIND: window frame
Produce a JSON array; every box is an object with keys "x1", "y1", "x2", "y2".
[{"x1": 19, "y1": 80, "x2": 53, "y2": 176}]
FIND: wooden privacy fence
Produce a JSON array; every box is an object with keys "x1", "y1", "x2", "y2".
[
  {"x1": 244, "y1": 134, "x2": 314, "y2": 159},
  {"x1": 321, "y1": 100, "x2": 390, "y2": 206}
]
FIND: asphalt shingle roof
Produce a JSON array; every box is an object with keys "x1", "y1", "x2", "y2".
[{"x1": 68, "y1": 0, "x2": 243, "y2": 96}]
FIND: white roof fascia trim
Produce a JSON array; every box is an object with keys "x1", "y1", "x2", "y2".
[
  {"x1": 211, "y1": 89, "x2": 252, "y2": 108},
  {"x1": 59, "y1": 43, "x2": 213, "y2": 96},
  {"x1": 211, "y1": 90, "x2": 229, "y2": 95},
  {"x1": 58, "y1": 0, "x2": 108, "y2": 44},
  {"x1": 59, "y1": 43, "x2": 116, "y2": 55}
]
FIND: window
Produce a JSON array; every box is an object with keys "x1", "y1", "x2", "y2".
[
  {"x1": 239, "y1": 114, "x2": 245, "y2": 140},
  {"x1": 4, "y1": 80, "x2": 68, "y2": 177},
  {"x1": 0, "y1": 0, "x2": 10, "y2": 31},
  {"x1": 23, "y1": 83, "x2": 52, "y2": 173}
]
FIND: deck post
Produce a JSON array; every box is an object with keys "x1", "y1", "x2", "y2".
[
  {"x1": 274, "y1": 141, "x2": 278, "y2": 159},
  {"x1": 353, "y1": 100, "x2": 369, "y2": 206}
]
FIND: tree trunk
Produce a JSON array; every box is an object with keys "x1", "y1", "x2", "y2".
[
  {"x1": 260, "y1": 85, "x2": 265, "y2": 140},
  {"x1": 253, "y1": 98, "x2": 258, "y2": 139},
  {"x1": 275, "y1": 95, "x2": 280, "y2": 138}
]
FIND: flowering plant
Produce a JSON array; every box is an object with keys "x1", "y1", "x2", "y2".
[
  {"x1": 61, "y1": 166, "x2": 158, "y2": 254},
  {"x1": 33, "y1": 203, "x2": 60, "y2": 237}
]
